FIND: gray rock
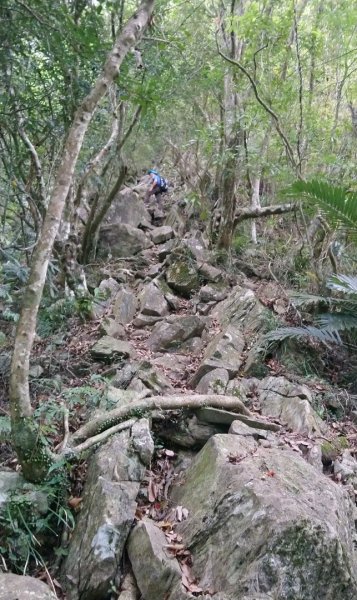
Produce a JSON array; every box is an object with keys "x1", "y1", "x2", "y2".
[
  {"x1": 257, "y1": 376, "x2": 322, "y2": 435},
  {"x1": 157, "y1": 414, "x2": 223, "y2": 449},
  {"x1": 99, "y1": 223, "x2": 153, "y2": 258},
  {"x1": 132, "y1": 362, "x2": 173, "y2": 394},
  {"x1": 63, "y1": 428, "x2": 153, "y2": 600},
  {"x1": 166, "y1": 259, "x2": 200, "y2": 297},
  {"x1": 99, "y1": 386, "x2": 139, "y2": 412},
  {"x1": 29, "y1": 364, "x2": 44, "y2": 378},
  {"x1": 229, "y1": 419, "x2": 276, "y2": 443},
  {"x1": 91, "y1": 336, "x2": 136, "y2": 361},
  {"x1": 157, "y1": 239, "x2": 176, "y2": 261},
  {"x1": 190, "y1": 324, "x2": 244, "y2": 386},
  {"x1": 131, "y1": 419, "x2": 155, "y2": 467},
  {"x1": 113, "y1": 288, "x2": 138, "y2": 324},
  {"x1": 211, "y1": 285, "x2": 264, "y2": 329},
  {"x1": 148, "y1": 315, "x2": 206, "y2": 352},
  {"x1": 128, "y1": 519, "x2": 182, "y2": 600},
  {"x1": 146, "y1": 263, "x2": 161, "y2": 278},
  {"x1": 171, "y1": 435, "x2": 357, "y2": 600},
  {"x1": 151, "y1": 353, "x2": 192, "y2": 382},
  {"x1": 139, "y1": 282, "x2": 169, "y2": 317},
  {"x1": 197, "y1": 262, "x2": 223, "y2": 283},
  {"x1": 117, "y1": 572, "x2": 139, "y2": 600},
  {"x1": 334, "y1": 450, "x2": 357, "y2": 483},
  {"x1": 178, "y1": 336, "x2": 203, "y2": 355},
  {"x1": 151, "y1": 225, "x2": 175, "y2": 244},
  {"x1": 0, "y1": 573, "x2": 57, "y2": 600},
  {"x1": 0, "y1": 471, "x2": 48, "y2": 513},
  {"x1": 112, "y1": 363, "x2": 140, "y2": 390},
  {"x1": 100, "y1": 317, "x2": 126, "y2": 339},
  {"x1": 133, "y1": 313, "x2": 163, "y2": 328},
  {"x1": 195, "y1": 368, "x2": 229, "y2": 394},
  {"x1": 104, "y1": 187, "x2": 151, "y2": 229},
  {"x1": 93, "y1": 277, "x2": 122, "y2": 319},
  {"x1": 182, "y1": 234, "x2": 209, "y2": 262},
  {"x1": 199, "y1": 284, "x2": 228, "y2": 303}
]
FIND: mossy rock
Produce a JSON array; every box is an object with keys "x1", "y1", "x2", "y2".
[
  {"x1": 166, "y1": 258, "x2": 200, "y2": 297},
  {"x1": 321, "y1": 437, "x2": 349, "y2": 465}
]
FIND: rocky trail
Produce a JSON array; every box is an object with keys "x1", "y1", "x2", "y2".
[{"x1": 1, "y1": 184, "x2": 357, "y2": 600}]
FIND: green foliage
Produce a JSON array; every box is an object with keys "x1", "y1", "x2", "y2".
[
  {"x1": 37, "y1": 298, "x2": 76, "y2": 338},
  {"x1": 287, "y1": 180, "x2": 357, "y2": 236},
  {"x1": 0, "y1": 468, "x2": 74, "y2": 574},
  {"x1": 232, "y1": 233, "x2": 249, "y2": 255}
]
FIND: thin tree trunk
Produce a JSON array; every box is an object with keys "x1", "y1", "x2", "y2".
[
  {"x1": 9, "y1": 0, "x2": 155, "y2": 483},
  {"x1": 250, "y1": 176, "x2": 260, "y2": 244}
]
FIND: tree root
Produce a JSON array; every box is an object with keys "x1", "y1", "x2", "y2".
[{"x1": 70, "y1": 394, "x2": 252, "y2": 443}]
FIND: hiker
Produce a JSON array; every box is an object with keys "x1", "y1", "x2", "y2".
[{"x1": 145, "y1": 169, "x2": 168, "y2": 205}]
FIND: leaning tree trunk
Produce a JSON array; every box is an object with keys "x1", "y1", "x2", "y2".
[{"x1": 9, "y1": 0, "x2": 155, "y2": 483}]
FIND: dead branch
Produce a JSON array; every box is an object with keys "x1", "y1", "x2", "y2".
[
  {"x1": 71, "y1": 394, "x2": 252, "y2": 443},
  {"x1": 234, "y1": 203, "x2": 296, "y2": 226}
]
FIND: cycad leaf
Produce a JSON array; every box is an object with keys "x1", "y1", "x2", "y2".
[
  {"x1": 327, "y1": 274, "x2": 357, "y2": 295},
  {"x1": 264, "y1": 325, "x2": 342, "y2": 345},
  {"x1": 290, "y1": 292, "x2": 331, "y2": 309},
  {"x1": 315, "y1": 313, "x2": 357, "y2": 333},
  {"x1": 285, "y1": 180, "x2": 357, "y2": 233}
]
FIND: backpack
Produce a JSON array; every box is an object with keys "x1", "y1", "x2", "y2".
[{"x1": 159, "y1": 177, "x2": 168, "y2": 193}]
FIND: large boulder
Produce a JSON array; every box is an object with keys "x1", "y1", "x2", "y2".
[
  {"x1": 98, "y1": 223, "x2": 152, "y2": 258},
  {"x1": 91, "y1": 336, "x2": 136, "y2": 361},
  {"x1": 104, "y1": 187, "x2": 151, "y2": 229},
  {"x1": 151, "y1": 225, "x2": 175, "y2": 245},
  {"x1": 138, "y1": 282, "x2": 170, "y2": 317},
  {"x1": 166, "y1": 247, "x2": 200, "y2": 298},
  {"x1": 128, "y1": 519, "x2": 184, "y2": 600},
  {"x1": 0, "y1": 573, "x2": 57, "y2": 600},
  {"x1": 148, "y1": 315, "x2": 207, "y2": 352},
  {"x1": 62, "y1": 422, "x2": 154, "y2": 600},
  {"x1": 113, "y1": 287, "x2": 138, "y2": 324},
  {"x1": 212, "y1": 284, "x2": 267, "y2": 332},
  {"x1": 170, "y1": 434, "x2": 357, "y2": 600},
  {"x1": 256, "y1": 376, "x2": 323, "y2": 435},
  {"x1": 190, "y1": 324, "x2": 245, "y2": 387}
]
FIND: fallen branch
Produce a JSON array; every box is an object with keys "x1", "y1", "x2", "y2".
[
  {"x1": 234, "y1": 203, "x2": 296, "y2": 226},
  {"x1": 71, "y1": 394, "x2": 252, "y2": 443}
]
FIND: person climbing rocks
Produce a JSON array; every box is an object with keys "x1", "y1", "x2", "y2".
[{"x1": 145, "y1": 169, "x2": 168, "y2": 205}]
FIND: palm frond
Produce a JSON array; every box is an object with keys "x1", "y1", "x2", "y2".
[
  {"x1": 263, "y1": 326, "x2": 342, "y2": 346},
  {"x1": 285, "y1": 180, "x2": 357, "y2": 234},
  {"x1": 327, "y1": 274, "x2": 357, "y2": 295},
  {"x1": 314, "y1": 313, "x2": 357, "y2": 333}
]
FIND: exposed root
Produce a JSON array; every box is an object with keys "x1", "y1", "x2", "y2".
[{"x1": 71, "y1": 394, "x2": 252, "y2": 443}]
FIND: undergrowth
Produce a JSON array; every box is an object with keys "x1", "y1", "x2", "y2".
[{"x1": 0, "y1": 466, "x2": 74, "y2": 575}]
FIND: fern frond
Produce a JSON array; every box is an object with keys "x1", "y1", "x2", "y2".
[
  {"x1": 285, "y1": 180, "x2": 357, "y2": 234},
  {"x1": 263, "y1": 326, "x2": 342, "y2": 346}
]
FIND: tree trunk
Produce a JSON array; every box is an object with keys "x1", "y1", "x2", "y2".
[
  {"x1": 9, "y1": 0, "x2": 155, "y2": 483},
  {"x1": 250, "y1": 176, "x2": 261, "y2": 244}
]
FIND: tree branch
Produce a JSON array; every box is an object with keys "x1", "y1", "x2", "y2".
[
  {"x1": 216, "y1": 37, "x2": 298, "y2": 173},
  {"x1": 234, "y1": 203, "x2": 297, "y2": 226}
]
